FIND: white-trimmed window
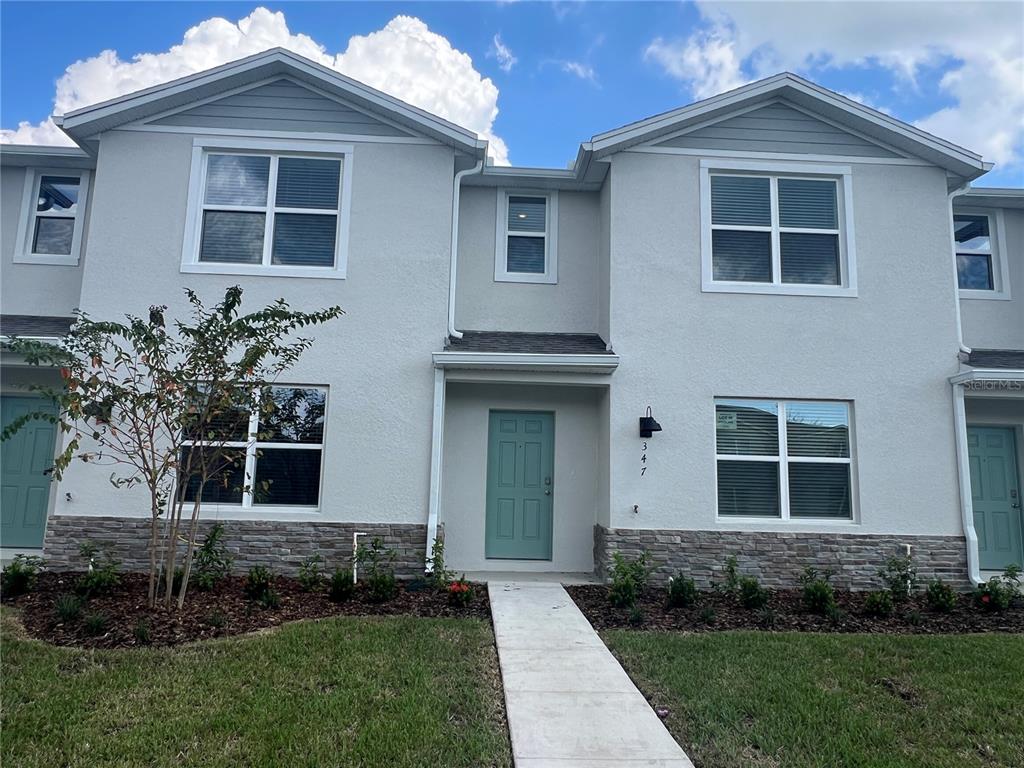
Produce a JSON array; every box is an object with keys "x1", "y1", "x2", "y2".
[
  {"x1": 495, "y1": 190, "x2": 558, "y2": 283},
  {"x1": 715, "y1": 399, "x2": 854, "y2": 521},
  {"x1": 700, "y1": 160, "x2": 856, "y2": 296},
  {"x1": 955, "y1": 209, "x2": 1010, "y2": 299},
  {"x1": 180, "y1": 385, "x2": 327, "y2": 509},
  {"x1": 181, "y1": 138, "x2": 353, "y2": 279},
  {"x1": 14, "y1": 169, "x2": 91, "y2": 265}
]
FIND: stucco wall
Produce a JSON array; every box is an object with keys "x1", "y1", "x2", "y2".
[
  {"x1": 440, "y1": 382, "x2": 603, "y2": 572},
  {"x1": 0, "y1": 165, "x2": 91, "y2": 317},
  {"x1": 52, "y1": 128, "x2": 455, "y2": 527},
  {"x1": 454, "y1": 187, "x2": 602, "y2": 335},
  {"x1": 605, "y1": 151, "x2": 964, "y2": 537},
  {"x1": 959, "y1": 206, "x2": 1024, "y2": 350}
]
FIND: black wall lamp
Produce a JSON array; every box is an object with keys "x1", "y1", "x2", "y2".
[{"x1": 639, "y1": 405, "x2": 662, "y2": 438}]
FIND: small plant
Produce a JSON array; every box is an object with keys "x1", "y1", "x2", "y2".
[
  {"x1": 204, "y1": 610, "x2": 227, "y2": 628},
  {"x1": 756, "y1": 606, "x2": 777, "y2": 629},
  {"x1": 906, "y1": 609, "x2": 923, "y2": 626},
  {"x1": 738, "y1": 576, "x2": 769, "y2": 610},
  {"x1": 244, "y1": 565, "x2": 279, "y2": 607},
  {"x1": 715, "y1": 554, "x2": 742, "y2": 596},
  {"x1": 628, "y1": 605, "x2": 644, "y2": 627},
  {"x1": 1, "y1": 554, "x2": 44, "y2": 598},
  {"x1": 428, "y1": 537, "x2": 454, "y2": 589},
  {"x1": 54, "y1": 593, "x2": 84, "y2": 623},
  {"x1": 608, "y1": 551, "x2": 653, "y2": 609},
  {"x1": 329, "y1": 568, "x2": 355, "y2": 602},
  {"x1": 83, "y1": 610, "x2": 108, "y2": 636},
  {"x1": 925, "y1": 579, "x2": 958, "y2": 613},
  {"x1": 864, "y1": 590, "x2": 894, "y2": 618},
  {"x1": 799, "y1": 567, "x2": 836, "y2": 615},
  {"x1": 357, "y1": 538, "x2": 398, "y2": 603},
  {"x1": 974, "y1": 565, "x2": 1021, "y2": 612},
  {"x1": 297, "y1": 554, "x2": 325, "y2": 592},
  {"x1": 75, "y1": 542, "x2": 121, "y2": 597},
  {"x1": 133, "y1": 618, "x2": 152, "y2": 645},
  {"x1": 699, "y1": 605, "x2": 717, "y2": 625},
  {"x1": 825, "y1": 603, "x2": 846, "y2": 626},
  {"x1": 447, "y1": 575, "x2": 474, "y2": 607},
  {"x1": 878, "y1": 554, "x2": 918, "y2": 604},
  {"x1": 192, "y1": 522, "x2": 233, "y2": 591},
  {"x1": 666, "y1": 574, "x2": 698, "y2": 609}
]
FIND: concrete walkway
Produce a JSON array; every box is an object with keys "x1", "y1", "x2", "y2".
[{"x1": 489, "y1": 580, "x2": 694, "y2": 767}]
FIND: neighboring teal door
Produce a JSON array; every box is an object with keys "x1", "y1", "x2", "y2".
[
  {"x1": 1, "y1": 397, "x2": 57, "y2": 549},
  {"x1": 968, "y1": 426, "x2": 1023, "y2": 571},
  {"x1": 485, "y1": 411, "x2": 554, "y2": 560}
]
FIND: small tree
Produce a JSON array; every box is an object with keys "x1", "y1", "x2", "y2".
[{"x1": 3, "y1": 286, "x2": 341, "y2": 608}]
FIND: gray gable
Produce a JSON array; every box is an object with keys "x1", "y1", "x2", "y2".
[
  {"x1": 654, "y1": 101, "x2": 901, "y2": 158},
  {"x1": 149, "y1": 78, "x2": 414, "y2": 137}
]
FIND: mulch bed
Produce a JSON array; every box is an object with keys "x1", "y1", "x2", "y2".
[
  {"x1": 3, "y1": 572, "x2": 491, "y2": 649},
  {"x1": 567, "y1": 585, "x2": 1024, "y2": 634}
]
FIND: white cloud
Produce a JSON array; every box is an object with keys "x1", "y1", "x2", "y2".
[
  {"x1": 561, "y1": 61, "x2": 597, "y2": 82},
  {"x1": 645, "y1": 1, "x2": 1024, "y2": 171},
  {"x1": 489, "y1": 33, "x2": 517, "y2": 73},
  {"x1": 1, "y1": 8, "x2": 510, "y2": 165}
]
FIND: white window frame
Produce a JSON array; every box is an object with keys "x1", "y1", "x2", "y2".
[
  {"x1": 713, "y1": 398, "x2": 857, "y2": 523},
  {"x1": 180, "y1": 384, "x2": 328, "y2": 513},
  {"x1": 181, "y1": 137, "x2": 353, "y2": 279},
  {"x1": 494, "y1": 189, "x2": 558, "y2": 284},
  {"x1": 700, "y1": 159, "x2": 857, "y2": 297},
  {"x1": 955, "y1": 207, "x2": 1011, "y2": 301},
  {"x1": 14, "y1": 168, "x2": 91, "y2": 266}
]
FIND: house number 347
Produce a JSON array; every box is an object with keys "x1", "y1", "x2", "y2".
[{"x1": 641, "y1": 441, "x2": 648, "y2": 477}]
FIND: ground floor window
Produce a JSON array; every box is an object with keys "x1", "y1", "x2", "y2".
[
  {"x1": 180, "y1": 385, "x2": 326, "y2": 508},
  {"x1": 715, "y1": 398, "x2": 853, "y2": 520}
]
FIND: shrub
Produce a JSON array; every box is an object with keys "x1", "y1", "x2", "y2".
[
  {"x1": 756, "y1": 607, "x2": 777, "y2": 629},
  {"x1": 204, "y1": 610, "x2": 227, "y2": 629},
  {"x1": 54, "y1": 593, "x2": 84, "y2": 623},
  {"x1": 715, "y1": 554, "x2": 741, "y2": 596},
  {"x1": 133, "y1": 618, "x2": 152, "y2": 645},
  {"x1": 192, "y1": 522, "x2": 233, "y2": 591},
  {"x1": 864, "y1": 590, "x2": 894, "y2": 618},
  {"x1": 825, "y1": 603, "x2": 846, "y2": 626},
  {"x1": 447, "y1": 575, "x2": 474, "y2": 607},
  {"x1": 75, "y1": 542, "x2": 121, "y2": 597},
  {"x1": 244, "y1": 566, "x2": 279, "y2": 607},
  {"x1": 628, "y1": 605, "x2": 644, "y2": 627},
  {"x1": 1, "y1": 554, "x2": 44, "y2": 598},
  {"x1": 329, "y1": 568, "x2": 355, "y2": 603},
  {"x1": 666, "y1": 574, "x2": 698, "y2": 609},
  {"x1": 799, "y1": 567, "x2": 836, "y2": 615},
  {"x1": 738, "y1": 576, "x2": 769, "y2": 610},
  {"x1": 83, "y1": 611, "x2": 108, "y2": 636},
  {"x1": 925, "y1": 579, "x2": 958, "y2": 613},
  {"x1": 428, "y1": 537, "x2": 454, "y2": 590},
  {"x1": 357, "y1": 538, "x2": 398, "y2": 603},
  {"x1": 699, "y1": 606, "x2": 717, "y2": 625},
  {"x1": 974, "y1": 565, "x2": 1021, "y2": 612},
  {"x1": 906, "y1": 610, "x2": 923, "y2": 626},
  {"x1": 878, "y1": 554, "x2": 918, "y2": 603},
  {"x1": 297, "y1": 554, "x2": 325, "y2": 592},
  {"x1": 608, "y1": 551, "x2": 653, "y2": 608}
]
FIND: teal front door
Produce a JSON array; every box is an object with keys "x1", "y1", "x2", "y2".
[
  {"x1": 968, "y1": 426, "x2": 1023, "y2": 571},
  {"x1": 485, "y1": 411, "x2": 554, "y2": 560},
  {"x1": 1, "y1": 397, "x2": 58, "y2": 549}
]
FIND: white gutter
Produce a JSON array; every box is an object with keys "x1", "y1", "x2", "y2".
[
  {"x1": 948, "y1": 183, "x2": 972, "y2": 354},
  {"x1": 952, "y1": 383, "x2": 982, "y2": 586},
  {"x1": 424, "y1": 367, "x2": 446, "y2": 572},
  {"x1": 448, "y1": 159, "x2": 484, "y2": 340}
]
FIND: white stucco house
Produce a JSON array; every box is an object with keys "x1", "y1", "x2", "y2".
[{"x1": 2, "y1": 49, "x2": 1021, "y2": 587}]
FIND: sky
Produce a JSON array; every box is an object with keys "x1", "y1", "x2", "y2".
[{"x1": 1, "y1": 1, "x2": 1022, "y2": 185}]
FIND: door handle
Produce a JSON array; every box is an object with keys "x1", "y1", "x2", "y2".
[{"x1": 544, "y1": 490, "x2": 551, "y2": 495}]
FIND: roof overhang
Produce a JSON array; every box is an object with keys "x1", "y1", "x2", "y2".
[
  {"x1": 0, "y1": 144, "x2": 95, "y2": 170},
  {"x1": 950, "y1": 369, "x2": 1024, "y2": 385},
  {"x1": 957, "y1": 187, "x2": 1024, "y2": 210},
  {"x1": 433, "y1": 351, "x2": 619, "y2": 374},
  {"x1": 56, "y1": 48, "x2": 486, "y2": 159},
  {"x1": 465, "y1": 144, "x2": 607, "y2": 192}
]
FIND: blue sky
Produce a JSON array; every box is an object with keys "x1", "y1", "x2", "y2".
[{"x1": 2, "y1": 2, "x2": 1021, "y2": 185}]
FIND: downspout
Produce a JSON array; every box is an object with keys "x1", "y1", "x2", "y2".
[
  {"x1": 447, "y1": 159, "x2": 484, "y2": 340},
  {"x1": 948, "y1": 183, "x2": 971, "y2": 355},
  {"x1": 953, "y1": 383, "x2": 982, "y2": 585},
  {"x1": 424, "y1": 367, "x2": 446, "y2": 573}
]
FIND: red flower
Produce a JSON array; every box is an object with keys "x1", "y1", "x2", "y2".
[{"x1": 981, "y1": 594, "x2": 991, "y2": 603}]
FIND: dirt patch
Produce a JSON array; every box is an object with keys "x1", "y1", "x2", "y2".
[
  {"x1": 4, "y1": 572, "x2": 491, "y2": 649},
  {"x1": 567, "y1": 585, "x2": 1024, "y2": 634}
]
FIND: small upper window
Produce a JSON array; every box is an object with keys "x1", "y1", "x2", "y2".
[
  {"x1": 701, "y1": 161, "x2": 856, "y2": 296},
  {"x1": 15, "y1": 170, "x2": 90, "y2": 265},
  {"x1": 495, "y1": 191, "x2": 558, "y2": 283},
  {"x1": 955, "y1": 214, "x2": 994, "y2": 291}
]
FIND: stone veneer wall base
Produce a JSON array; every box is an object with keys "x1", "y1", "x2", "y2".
[
  {"x1": 43, "y1": 515, "x2": 428, "y2": 578},
  {"x1": 594, "y1": 525, "x2": 971, "y2": 590}
]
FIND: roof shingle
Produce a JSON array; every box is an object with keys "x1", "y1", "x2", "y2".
[
  {"x1": 0, "y1": 315, "x2": 74, "y2": 339},
  {"x1": 966, "y1": 349, "x2": 1024, "y2": 370},
  {"x1": 445, "y1": 331, "x2": 612, "y2": 355}
]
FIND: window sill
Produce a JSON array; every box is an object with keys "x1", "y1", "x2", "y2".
[
  {"x1": 702, "y1": 281, "x2": 857, "y2": 298},
  {"x1": 189, "y1": 504, "x2": 323, "y2": 518},
  {"x1": 494, "y1": 272, "x2": 558, "y2": 285},
  {"x1": 13, "y1": 252, "x2": 80, "y2": 267},
  {"x1": 716, "y1": 516, "x2": 858, "y2": 528},
  {"x1": 181, "y1": 263, "x2": 346, "y2": 280},
  {"x1": 959, "y1": 289, "x2": 1012, "y2": 301}
]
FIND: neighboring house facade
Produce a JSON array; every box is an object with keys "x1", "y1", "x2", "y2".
[{"x1": 1, "y1": 49, "x2": 1020, "y2": 588}]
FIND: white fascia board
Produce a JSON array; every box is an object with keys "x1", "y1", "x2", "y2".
[
  {"x1": 950, "y1": 369, "x2": 1024, "y2": 384},
  {"x1": 432, "y1": 351, "x2": 619, "y2": 373}
]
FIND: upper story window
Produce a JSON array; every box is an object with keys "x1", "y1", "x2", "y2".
[
  {"x1": 715, "y1": 399, "x2": 854, "y2": 521},
  {"x1": 495, "y1": 190, "x2": 558, "y2": 284},
  {"x1": 14, "y1": 169, "x2": 91, "y2": 266},
  {"x1": 700, "y1": 159, "x2": 857, "y2": 297},
  {"x1": 955, "y1": 210, "x2": 1010, "y2": 299},
  {"x1": 181, "y1": 138, "x2": 352, "y2": 279}
]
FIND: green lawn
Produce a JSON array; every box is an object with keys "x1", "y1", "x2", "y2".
[
  {"x1": 1, "y1": 611, "x2": 511, "y2": 768},
  {"x1": 606, "y1": 630, "x2": 1024, "y2": 768}
]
